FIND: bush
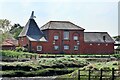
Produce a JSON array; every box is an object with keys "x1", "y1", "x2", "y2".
[
  {"x1": 15, "y1": 47, "x2": 23, "y2": 52},
  {"x1": 113, "y1": 54, "x2": 120, "y2": 59},
  {"x1": 113, "y1": 62, "x2": 118, "y2": 65},
  {"x1": 102, "y1": 67, "x2": 111, "y2": 71}
]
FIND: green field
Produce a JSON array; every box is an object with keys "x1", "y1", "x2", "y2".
[{"x1": 0, "y1": 50, "x2": 120, "y2": 79}]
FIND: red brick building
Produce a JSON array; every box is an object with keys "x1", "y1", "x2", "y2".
[
  {"x1": 2, "y1": 38, "x2": 18, "y2": 50},
  {"x1": 18, "y1": 11, "x2": 114, "y2": 54}
]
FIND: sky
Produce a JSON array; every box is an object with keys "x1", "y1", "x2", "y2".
[{"x1": 0, "y1": 0, "x2": 119, "y2": 36}]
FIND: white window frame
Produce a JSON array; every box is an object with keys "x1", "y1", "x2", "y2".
[
  {"x1": 64, "y1": 45, "x2": 69, "y2": 50},
  {"x1": 73, "y1": 36, "x2": 78, "y2": 40},
  {"x1": 98, "y1": 44, "x2": 100, "y2": 46},
  {"x1": 74, "y1": 46, "x2": 78, "y2": 50},
  {"x1": 90, "y1": 44, "x2": 92, "y2": 46},
  {"x1": 54, "y1": 45, "x2": 59, "y2": 50},
  {"x1": 106, "y1": 44, "x2": 108, "y2": 46},
  {"x1": 37, "y1": 46, "x2": 42, "y2": 51},
  {"x1": 64, "y1": 31, "x2": 69, "y2": 40},
  {"x1": 54, "y1": 35, "x2": 59, "y2": 40}
]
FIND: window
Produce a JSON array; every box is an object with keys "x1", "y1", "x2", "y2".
[
  {"x1": 106, "y1": 44, "x2": 108, "y2": 46},
  {"x1": 73, "y1": 36, "x2": 78, "y2": 40},
  {"x1": 37, "y1": 46, "x2": 42, "y2": 51},
  {"x1": 90, "y1": 44, "x2": 92, "y2": 46},
  {"x1": 54, "y1": 46, "x2": 59, "y2": 50},
  {"x1": 64, "y1": 31, "x2": 69, "y2": 40},
  {"x1": 54, "y1": 36, "x2": 59, "y2": 40},
  {"x1": 74, "y1": 46, "x2": 78, "y2": 50},
  {"x1": 64, "y1": 45, "x2": 69, "y2": 50},
  {"x1": 98, "y1": 44, "x2": 100, "y2": 46}
]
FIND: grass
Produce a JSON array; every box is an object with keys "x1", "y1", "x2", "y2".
[
  {"x1": 55, "y1": 60, "x2": 120, "y2": 80},
  {"x1": 1, "y1": 50, "x2": 120, "y2": 78},
  {"x1": 1, "y1": 57, "x2": 89, "y2": 77}
]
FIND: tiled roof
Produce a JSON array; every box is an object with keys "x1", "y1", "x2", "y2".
[
  {"x1": 18, "y1": 11, "x2": 47, "y2": 41},
  {"x1": 2, "y1": 39, "x2": 18, "y2": 46},
  {"x1": 18, "y1": 19, "x2": 43, "y2": 37},
  {"x1": 84, "y1": 32, "x2": 114, "y2": 43},
  {"x1": 40, "y1": 21, "x2": 85, "y2": 30}
]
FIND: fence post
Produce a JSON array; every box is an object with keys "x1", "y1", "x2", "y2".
[
  {"x1": 78, "y1": 70, "x2": 80, "y2": 80},
  {"x1": 100, "y1": 68, "x2": 102, "y2": 80},
  {"x1": 88, "y1": 69, "x2": 91, "y2": 80},
  {"x1": 112, "y1": 68, "x2": 114, "y2": 80}
]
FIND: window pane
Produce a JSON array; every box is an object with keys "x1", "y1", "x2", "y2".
[
  {"x1": 74, "y1": 36, "x2": 78, "y2": 40},
  {"x1": 64, "y1": 31, "x2": 69, "y2": 40},
  {"x1": 37, "y1": 46, "x2": 42, "y2": 51},
  {"x1": 54, "y1": 46, "x2": 59, "y2": 50},
  {"x1": 54, "y1": 36, "x2": 58, "y2": 40},
  {"x1": 74, "y1": 46, "x2": 78, "y2": 50},
  {"x1": 64, "y1": 45, "x2": 69, "y2": 50}
]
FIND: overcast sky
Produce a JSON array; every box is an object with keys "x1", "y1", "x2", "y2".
[{"x1": 0, "y1": 0, "x2": 119, "y2": 36}]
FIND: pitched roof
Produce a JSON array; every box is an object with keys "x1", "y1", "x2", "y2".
[
  {"x1": 2, "y1": 39, "x2": 18, "y2": 46},
  {"x1": 18, "y1": 19, "x2": 43, "y2": 37},
  {"x1": 84, "y1": 32, "x2": 114, "y2": 43},
  {"x1": 18, "y1": 11, "x2": 46, "y2": 41},
  {"x1": 40, "y1": 21, "x2": 85, "y2": 30}
]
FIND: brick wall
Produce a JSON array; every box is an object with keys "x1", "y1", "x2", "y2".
[
  {"x1": 32, "y1": 29, "x2": 84, "y2": 54},
  {"x1": 83, "y1": 42, "x2": 114, "y2": 54}
]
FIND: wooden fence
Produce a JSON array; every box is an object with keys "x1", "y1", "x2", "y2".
[{"x1": 78, "y1": 68, "x2": 120, "y2": 80}]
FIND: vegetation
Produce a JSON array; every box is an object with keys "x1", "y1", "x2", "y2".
[
  {"x1": 10, "y1": 24, "x2": 23, "y2": 39},
  {"x1": 0, "y1": 19, "x2": 11, "y2": 32},
  {"x1": 1, "y1": 50, "x2": 89, "y2": 77},
  {"x1": 55, "y1": 61, "x2": 119, "y2": 80},
  {"x1": 113, "y1": 35, "x2": 120, "y2": 42},
  {"x1": 1, "y1": 50, "x2": 120, "y2": 78}
]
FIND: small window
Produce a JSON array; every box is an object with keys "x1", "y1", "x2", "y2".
[
  {"x1": 106, "y1": 44, "x2": 108, "y2": 46},
  {"x1": 73, "y1": 36, "x2": 78, "y2": 40},
  {"x1": 90, "y1": 44, "x2": 92, "y2": 46},
  {"x1": 37, "y1": 46, "x2": 42, "y2": 51},
  {"x1": 64, "y1": 31, "x2": 69, "y2": 40},
  {"x1": 64, "y1": 45, "x2": 69, "y2": 50},
  {"x1": 54, "y1": 36, "x2": 59, "y2": 40},
  {"x1": 74, "y1": 46, "x2": 78, "y2": 50},
  {"x1": 98, "y1": 44, "x2": 100, "y2": 46},
  {"x1": 54, "y1": 46, "x2": 59, "y2": 50}
]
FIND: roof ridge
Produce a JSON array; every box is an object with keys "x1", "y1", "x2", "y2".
[{"x1": 49, "y1": 21, "x2": 70, "y2": 23}]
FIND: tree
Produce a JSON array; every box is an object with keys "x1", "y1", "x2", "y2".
[
  {"x1": 113, "y1": 35, "x2": 120, "y2": 42},
  {"x1": 10, "y1": 23, "x2": 23, "y2": 39},
  {"x1": 0, "y1": 19, "x2": 11, "y2": 32}
]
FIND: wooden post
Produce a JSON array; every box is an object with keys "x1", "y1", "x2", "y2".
[
  {"x1": 88, "y1": 69, "x2": 91, "y2": 80},
  {"x1": 78, "y1": 70, "x2": 80, "y2": 80},
  {"x1": 100, "y1": 68, "x2": 102, "y2": 80},
  {"x1": 112, "y1": 68, "x2": 114, "y2": 80}
]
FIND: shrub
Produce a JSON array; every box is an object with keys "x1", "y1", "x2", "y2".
[
  {"x1": 15, "y1": 47, "x2": 23, "y2": 52},
  {"x1": 102, "y1": 67, "x2": 111, "y2": 71},
  {"x1": 113, "y1": 62, "x2": 118, "y2": 65}
]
